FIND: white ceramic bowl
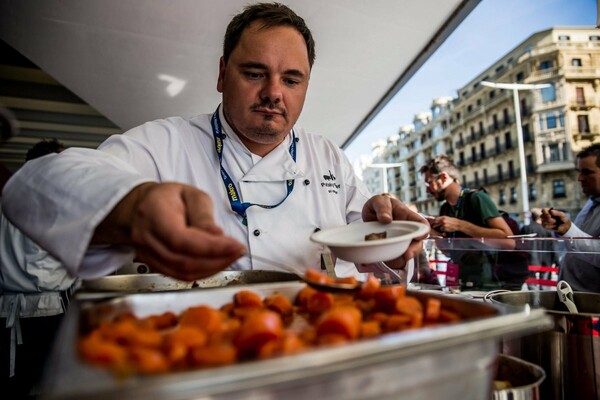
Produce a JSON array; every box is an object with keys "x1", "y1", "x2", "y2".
[{"x1": 310, "y1": 221, "x2": 430, "y2": 264}]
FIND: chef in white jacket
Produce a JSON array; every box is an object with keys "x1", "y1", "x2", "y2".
[{"x1": 2, "y1": 3, "x2": 427, "y2": 285}]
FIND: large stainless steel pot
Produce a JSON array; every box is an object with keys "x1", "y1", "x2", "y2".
[
  {"x1": 492, "y1": 354, "x2": 545, "y2": 400},
  {"x1": 487, "y1": 290, "x2": 600, "y2": 400}
]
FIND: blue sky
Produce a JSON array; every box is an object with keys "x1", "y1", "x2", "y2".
[{"x1": 343, "y1": 0, "x2": 597, "y2": 164}]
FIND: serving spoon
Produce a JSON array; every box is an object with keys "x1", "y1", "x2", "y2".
[{"x1": 247, "y1": 254, "x2": 362, "y2": 293}]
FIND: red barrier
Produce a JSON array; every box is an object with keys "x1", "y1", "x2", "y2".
[{"x1": 428, "y1": 259, "x2": 559, "y2": 287}]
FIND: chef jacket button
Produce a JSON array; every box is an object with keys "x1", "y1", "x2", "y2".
[
  {"x1": 295, "y1": 137, "x2": 299, "y2": 142},
  {"x1": 253, "y1": 229, "x2": 261, "y2": 236},
  {"x1": 304, "y1": 179, "x2": 310, "y2": 186},
  {"x1": 314, "y1": 227, "x2": 320, "y2": 233}
]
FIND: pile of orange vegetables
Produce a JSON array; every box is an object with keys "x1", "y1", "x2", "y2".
[{"x1": 78, "y1": 269, "x2": 462, "y2": 376}]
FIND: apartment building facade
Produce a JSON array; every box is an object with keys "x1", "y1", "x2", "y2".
[{"x1": 368, "y1": 27, "x2": 600, "y2": 221}]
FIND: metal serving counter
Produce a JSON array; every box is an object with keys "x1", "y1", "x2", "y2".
[{"x1": 40, "y1": 282, "x2": 551, "y2": 400}]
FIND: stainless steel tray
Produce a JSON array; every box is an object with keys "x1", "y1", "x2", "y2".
[
  {"x1": 80, "y1": 270, "x2": 300, "y2": 293},
  {"x1": 41, "y1": 282, "x2": 552, "y2": 400}
]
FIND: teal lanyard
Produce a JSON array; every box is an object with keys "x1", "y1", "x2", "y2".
[{"x1": 210, "y1": 106, "x2": 296, "y2": 226}]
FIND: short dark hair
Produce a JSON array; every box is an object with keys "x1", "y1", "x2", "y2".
[
  {"x1": 577, "y1": 143, "x2": 600, "y2": 167},
  {"x1": 419, "y1": 154, "x2": 460, "y2": 181},
  {"x1": 25, "y1": 138, "x2": 64, "y2": 161},
  {"x1": 223, "y1": 2, "x2": 316, "y2": 68}
]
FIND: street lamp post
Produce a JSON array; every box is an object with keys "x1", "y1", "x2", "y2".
[
  {"x1": 480, "y1": 81, "x2": 550, "y2": 226},
  {"x1": 367, "y1": 162, "x2": 404, "y2": 194}
]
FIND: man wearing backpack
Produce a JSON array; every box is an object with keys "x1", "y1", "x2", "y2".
[{"x1": 420, "y1": 155, "x2": 515, "y2": 290}]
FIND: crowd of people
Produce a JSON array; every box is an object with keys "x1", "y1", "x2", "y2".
[{"x1": 0, "y1": 2, "x2": 598, "y2": 398}]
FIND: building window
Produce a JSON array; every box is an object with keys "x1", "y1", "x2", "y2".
[
  {"x1": 503, "y1": 108, "x2": 510, "y2": 124},
  {"x1": 459, "y1": 151, "x2": 465, "y2": 166},
  {"x1": 547, "y1": 114, "x2": 557, "y2": 129},
  {"x1": 480, "y1": 142, "x2": 486, "y2": 159},
  {"x1": 471, "y1": 146, "x2": 477, "y2": 162},
  {"x1": 558, "y1": 35, "x2": 570, "y2": 41},
  {"x1": 462, "y1": 174, "x2": 467, "y2": 185},
  {"x1": 493, "y1": 114, "x2": 499, "y2": 130},
  {"x1": 589, "y1": 35, "x2": 600, "y2": 41},
  {"x1": 529, "y1": 183, "x2": 537, "y2": 201},
  {"x1": 578, "y1": 115, "x2": 590, "y2": 133},
  {"x1": 576, "y1": 87, "x2": 585, "y2": 105},
  {"x1": 505, "y1": 131, "x2": 512, "y2": 149},
  {"x1": 483, "y1": 168, "x2": 488, "y2": 184},
  {"x1": 495, "y1": 136, "x2": 501, "y2": 153},
  {"x1": 553, "y1": 179, "x2": 566, "y2": 198},
  {"x1": 510, "y1": 187, "x2": 517, "y2": 204},
  {"x1": 467, "y1": 104, "x2": 472, "y2": 113},
  {"x1": 489, "y1": 90, "x2": 495, "y2": 99},
  {"x1": 508, "y1": 160, "x2": 515, "y2": 178},
  {"x1": 539, "y1": 60, "x2": 553, "y2": 70},
  {"x1": 499, "y1": 190, "x2": 506, "y2": 205},
  {"x1": 549, "y1": 143, "x2": 560, "y2": 162},
  {"x1": 572, "y1": 58, "x2": 582, "y2": 67},
  {"x1": 522, "y1": 124, "x2": 530, "y2": 142},
  {"x1": 497, "y1": 164, "x2": 503, "y2": 181},
  {"x1": 541, "y1": 84, "x2": 556, "y2": 102},
  {"x1": 516, "y1": 72, "x2": 524, "y2": 82},
  {"x1": 526, "y1": 154, "x2": 534, "y2": 173},
  {"x1": 474, "y1": 171, "x2": 479, "y2": 187}
]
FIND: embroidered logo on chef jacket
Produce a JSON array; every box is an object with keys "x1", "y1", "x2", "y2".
[{"x1": 320, "y1": 169, "x2": 341, "y2": 194}]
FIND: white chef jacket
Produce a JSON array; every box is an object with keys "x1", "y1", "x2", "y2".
[
  {"x1": 2, "y1": 106, "x2": 372, "y2": 279},
  {"x1": 0, "y1": 205, "x2": 77, "y2": 376}
]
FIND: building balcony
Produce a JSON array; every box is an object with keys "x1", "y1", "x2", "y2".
[
  {"x1": 536, "y1": 160, "x2": 574, "y2": 173},
  {"x1": 569, "y1": 101, "x2": 594, "y2": 110}
]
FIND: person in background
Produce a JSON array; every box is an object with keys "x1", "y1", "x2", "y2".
[
  {"x1": 1, "y1": 138, "x2": 75, "y2": 399},
  {"x1": 24, "y1": 138, "x2": 64, "y2": 162},
  {"x1": 521, "y1": 208, "x2": 558, "y2": 289},
  {"x1": 2, "y1": 4, "x2": 427, "y2": 289},
  {"x1": 541, "y1": 143, "x2": 600, "y2": 292},
  {"x1": 419, "y1": 155, "x2": 514, "y2": 290},
  {"x1": 406, "y1": 203, "x2": 439, "y2": 285}
]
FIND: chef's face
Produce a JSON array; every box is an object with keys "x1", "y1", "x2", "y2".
[
  {"x1": 217, "y1": 21, "x2": 310, "y2": 149},
  {"x1": 577, "y1": 155, "x2": 600, "y2": 197}
]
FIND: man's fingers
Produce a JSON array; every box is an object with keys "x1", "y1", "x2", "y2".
[
  {"x1": 183, "y1": 189, "x2": 223, "y2": 234},
  {"x1": 134, "y1": 229, "x2": 246, "y2": 281}
]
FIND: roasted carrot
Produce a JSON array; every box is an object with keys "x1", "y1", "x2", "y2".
[
  {"x1": 374, "y1": 285, "x2": 406, "y2": 311},
  {"x1": 234, "y1": 310, "x2": 283, "y2": 358},
  {"x1": 358, "y1": 274, "x2": 381, "y2": 300},
  {"x1": 180, "y1": 305, "x2": 223, "y2": 334},
  {"x1": 305, "y1": 268, "x2": 335, "y2": 284},
  {"x1": 424, "y1": 298, "x2": 442, "y2": 322},
  {"x1": 264, "y1": 293, "x2": 293, "y2": 317},
  {"x1": 191, "y1": 344, "x2": 237, "y2": 367},
  {"x1": 315, "y1": 306, "x2": 362, "y2": 340},
  {"x1": 360, "y1": 320, "x2": 381, "y2": 338},
  {"x1": 128, "y1": 346, "x2": 169, "y2": 374},
  {"x1": 234, "y1": 290, "x2": 264, "y2": 308},
  {"x1": 305, "y1": 291, "x2": 335, "y2": 315}
]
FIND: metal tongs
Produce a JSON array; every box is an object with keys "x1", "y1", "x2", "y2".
[
  {"x1": 557, "y1": 280, "x2": 579, "y2": 314},
  {"x1": 356, "y1": 261, "x2": 406, "y2": 285}
]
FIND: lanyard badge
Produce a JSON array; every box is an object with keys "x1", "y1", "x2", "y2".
[{"x1": 211, "y1": 107, "x2": 296, "y2": 226}]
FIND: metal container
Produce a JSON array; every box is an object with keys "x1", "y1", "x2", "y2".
[
  {"x1": 80, "y1": 270, "x2": 300, "y2": 293},
  {"x1": 41, "y1": 282, "x2": 551, "y2": 400},
  {"x1": 492, "y1": 354, "x2": 545, "y2": 400},
  {"x1": 488, "y1": 290, "x2": 600, "y2": 400}
]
